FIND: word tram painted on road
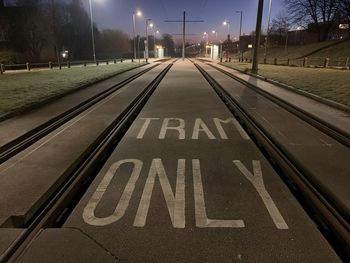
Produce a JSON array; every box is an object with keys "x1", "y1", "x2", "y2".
[
  {"x1": 83, "y1": 159, "x2": 288, "y2": 230},
  {"x1": 136, "y1": 118, "x2": 250, "y2": 140}
]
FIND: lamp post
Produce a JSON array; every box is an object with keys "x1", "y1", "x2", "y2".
[
  {"x1": 236, "y1": 11, "x2": 243, "y2": 60},
  {"x1": 133, "y1": 11, "x2": 142, "y2": 61},
  {"x1": 223, "y1": 20, "x2": 231, "y2": 39},
  {"x1": 154, "y1": 30, "x2": 159, "y2": 58},
  {"x1": 264, "y1": 0, "x2": 272, "y2": 59},
  {"x1": 89, "y1": 0, "x2": 96, "y2": 63},
  {"x1": 203, "y1": 32, "x2": 208, "y2": 44},
  {"x1": 145, "y1": 19, "x2": 152, "y2": 60},
  {"x1": 212, "y1": 30, "x2": 218, "y2": 44}
]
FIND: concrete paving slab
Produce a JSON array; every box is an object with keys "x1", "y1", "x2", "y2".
[
  {"x1": 0, "y1": 63, "x2": 153, "y2": 149},
  {"x1": 17, "y1": 229, "x2": 118, "y2": 263},
  {"x1": 0, "y1": 229, "x2": 23, "y2": 255},
  {"x1": 0, "y1": 64, "x2": 168, "y2": 227},
  {"x1": 59, "y1": 60, "x2": 339, "y2": 262}
]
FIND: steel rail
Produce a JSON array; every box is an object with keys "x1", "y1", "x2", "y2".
[
  {"x1": 0, "y1": 62, "x2": 174, "y2": 263},
  {"x1": 0, "y1": 64, "x2": 160, "y2": 165},
  {"x1": 193, "y1": 61, "x2": 350, "y2": 258}
]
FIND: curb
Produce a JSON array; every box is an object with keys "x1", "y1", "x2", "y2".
[
  {"x1": 219, "y1": 63, "x2": 350, "y2": 114},
  {"x1": 0, "y1": 63, "x2": 149, "y2": 122}
]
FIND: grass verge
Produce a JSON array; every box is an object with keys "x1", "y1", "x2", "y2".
[
  {"x1": 222, "y1": 62, "x2": 350, "y2": 107},
  {"x1": 0, "y1": 63, "x2": 146, "y2": 119}
]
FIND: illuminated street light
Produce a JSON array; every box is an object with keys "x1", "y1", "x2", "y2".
[
  {"x1": 145, "y1": 19, "x2": 152, "y2": 60},
  {"x1": 212, "y1": 30, "x2": 218, "y2": 44},
  {"x1": 133, "y1": 10, "x2": 142, "y2": 60},
  {"x1": 203, "y1": 32, "x2": 208, "y2": 44},
  {"x1": 223, "y1": 20, "x2": 231, "y2": 38}
]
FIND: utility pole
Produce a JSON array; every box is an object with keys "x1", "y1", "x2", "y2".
[
  {"x1": 252, "y1": 0, "x2": 264, "y2": 74},
  {"x1": 236, "y1": 11, "x2": 243, "y2": 60},
  {"x1": 264, "y1": 0, "x2": 272, "y2": 59},
  {"x1": 165, "y1": 11, "x2": 204, "y2": 60}
]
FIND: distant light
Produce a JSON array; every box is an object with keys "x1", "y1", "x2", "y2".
[
  {"x1": 203, "y1": 32, "x2": 207, "y2": 35},
  {"x1": 296, "y1": 26, "x2": 302, "y2": 30},
  {"x1": 149, "y1": 23, "x2": 154, "y2": 28},
  {"x1": 223, "y1": 21, "x2": 228, "y2": 26},
  {"x1": 156, "y1": 30, "x2": 160, "y2": 34},
  {"x1": 248, "y1": 44, "x2": 253, "y2": 49},
  {"x1": 61, "y1": 50, "x2": 69, "y2": 58},
  {"x1": 339, "y1": 24, "x2": 349, "y2": 29},
  {"x1": 136, "y1": 11, "x2": 142, "y2": 16},
  {"x1": 212, "y1": 30, "x2": 216, "y2": 34}
]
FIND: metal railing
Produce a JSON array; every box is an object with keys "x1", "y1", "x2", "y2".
[
  {"x1": 0, "y1": 58, "x2": 140, "y2": 74},
  {"x1": 236, "y1": 56, "x2": 350, "y2": 70}
]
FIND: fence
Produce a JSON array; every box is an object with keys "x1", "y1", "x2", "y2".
[
  {"x1": 0, "y1": 58, "x2": 139, "y2": 75},
  {"x1": 236, "y1": 56, "x2": 350, "y2": 70}
]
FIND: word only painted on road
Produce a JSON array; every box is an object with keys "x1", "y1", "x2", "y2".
[
  {"x1": 136, "y1": 118, "x2": 250, "y2": 140},
  {"x1": 83, "y1": 159, "x2": 288, "y2": 230}
]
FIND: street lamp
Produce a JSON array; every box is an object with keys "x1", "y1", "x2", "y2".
[
  {"x1": 203, "y1": 32, "x2": 208, "y2": 44},
  {"x1": 223, "y1": 20, "x2": 231, "y2": 39},
  {"x1": 145, "y1": 19, "x2": 152, "y2": 60},
  {"x1": 236, "y1": 11, "x2": 243, "y2": 59},
  {"x1": 154, "y1": 30, "x2": 160, "y2": 58},
  {"x1": 89, "y1": 0, "x2": 97, "y2": 63},
  {"x1": 133, "y1": 10, "x2": 142, "y2": 61},
  {"x1": 212, "y1": 30, "x2": 218, "y2": 44},
  {"x1": 264, "y1": 0, "x2": 272, "y2": 59}
]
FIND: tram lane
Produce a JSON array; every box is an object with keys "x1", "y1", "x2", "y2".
[{"x1": 19, "y1": 60, "x2": 339, "y2": 262}]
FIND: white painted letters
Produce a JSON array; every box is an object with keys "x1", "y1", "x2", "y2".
[
  {"x1": 83, "y1": 159, "x2": 143, "y2": 226},
  {"x1": 192, "y1": 159, "x2": 245, "y2": 228},
  {"x1": 233, "y1": 160, "x2": 288, "y2": 229},
  {"x1": 134, "y1": 159, "x2": 186, "y2": 228},
  {"x1": 159, "y1": 118, "x2": 186, "y2": 139}
]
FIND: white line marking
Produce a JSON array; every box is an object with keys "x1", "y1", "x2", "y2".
[
  {"x1": 83, "y1": 159, "x2": 143, "y2": 226},
  {"x1": 192, "y1": 159, "x2": 245, "y2": 228},
  {"x1": 214, "y1": 118, "x2": 250, "y2": 140},
  {"x1": 159, "y1": 118, "x2": 185, "y2": 139},
  {"x1": 233, "y1": 160, "x2": 288, "y2": 229},
  {"x1": 134, "y1": 159, "x2": 185, "y2": 228},
  {"x1": 136, "y1": 118, "x2": 160, "y2": 139},
  {"x1": 192, "y1": 118, "x2": 216, "y2": 140}
]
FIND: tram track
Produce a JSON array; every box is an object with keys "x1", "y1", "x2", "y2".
[
  {"x1": 0, "y1": 63, "x2": 159, "y2": 165},
  {"x1": 192, "y1": 60, "x2": 350, "y2": 258},
  {"x1": 0, "y1": 62, "x2": 174, "y2": 263}
]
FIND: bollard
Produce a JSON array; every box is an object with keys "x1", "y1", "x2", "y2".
[
  {"x1": 264, "y1": 58, "x2": 267, "y2": 64},
  {"x1": 59, "y1": 63, "x2": 62, "y2": 70},
  {"x1": 146, "y1": 58, "x2": 148, "y2": 63},
  {"x1": 249, "y1": 58, "x2": 252, "y2": 63},
  {"x1": 106, "y1": 60, "x2": 109, "y2": 65},
  {"x1": 274, "y1": 58, "x2": 277, "y2": 65},
  {"x1": 229, "y1": 57, "x2": 232, "y2": 62},
  {"x1": 67, "y1": 61, "x2": 71, "y2": 68},
  {"x1": 84, "y1": 61, "x2": 87, "y2": 67},
  {"x1": 345, "y1": 57, "x2": 349, "y2": 69},
  {"x1": 220, "y1": 57, "x2": 223, "y2": 63},
  {"x1": 49, "y1": 61, "x2": 53, "y2": 69},
  {"x1": 324, "y1": 58, "x2": 329, "y2": 68},
  {"x1": 131, "y1": 58, "x2": 134, "y2": 62},
  {"x1": 96, "y1": 61, "x2": 99, "y2": 66},
  {"x1": 26, "y1": 62, "x2": 31, "y2": 71},
  {"x1": 303, "y1": 57, "x2": 308, "y2": 67},
  {"x1": 0, "y1": 64, "x2": 4, "y2": 74},
  {"x1": 120, "y1": 58, "x2": 123, "y2": 63},
  {"x1": 114, "y1": 59, "x2": 117, "y2": 64},
  {"x1": 287, "y1": 58, "x2": 290, "y2": 66},
  {"x1": 245, "y1": 58, "x2": 248, "y2": 62}
]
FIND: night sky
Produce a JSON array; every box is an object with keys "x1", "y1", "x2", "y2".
[{"x1": 83, "y1": 0, "x2": 285, "y2": 43}]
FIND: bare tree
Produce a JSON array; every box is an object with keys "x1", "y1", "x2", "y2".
[{"x1": 284, "y1": 0, "x2": 341, "y2": 41}]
